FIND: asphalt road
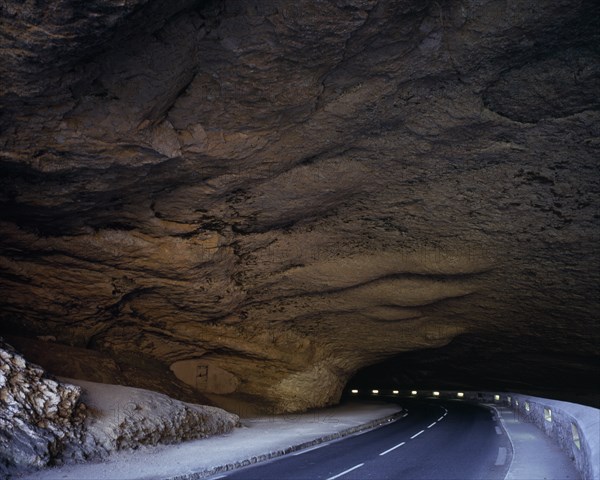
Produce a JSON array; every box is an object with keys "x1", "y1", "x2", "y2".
[{"x1": 215, "y1": 398, "x2": 512, "y2": 480}]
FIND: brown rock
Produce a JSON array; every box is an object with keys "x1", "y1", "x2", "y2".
[{"x1": 0, "y1": 0, "x2": 598, "y2": 413}]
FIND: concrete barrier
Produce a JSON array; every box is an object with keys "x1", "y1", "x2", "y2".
[{"x1": 501, "y1": 393, "x2": 600, "y2": 480}]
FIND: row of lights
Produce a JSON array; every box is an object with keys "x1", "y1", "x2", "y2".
[
  {"x1": 509, "y1": 397, "x2": 553, "y2": 423},
  {"x1": 351, "y1": 389, "x2": 451, "y2": 396},
  {"x1": 350, "y1": 389, "x2": 501, "y2": 401},
  {"x1": 508, "y1": 397, "x2": 580, "y2": 450}
]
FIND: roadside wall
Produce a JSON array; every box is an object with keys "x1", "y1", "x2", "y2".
[{"x1": 502, "y1": 393, "x2": 599, "y2": 480}]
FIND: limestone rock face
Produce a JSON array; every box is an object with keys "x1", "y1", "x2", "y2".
[
  {"x1": 65, "y1": 377, "x2": 240, "y2": 457},
  {"x1": 0, "y1": 0, "x2": 599, "y2": 412},
  {"x1": 0, "y1": 339, "x2": 86, "y2": 476},
  {"x1": 0, "y1": 339, "x2": 239, "y2": 476},
  {"x1": 5, "y1": 335, "x2": 212, "y2": 405}
]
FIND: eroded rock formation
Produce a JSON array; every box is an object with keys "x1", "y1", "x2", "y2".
[
  {"x1": 0, "y1": 339, "x2": 85, "y2": 475},
  {"x1": 0, "y1": 339, "x2": 238, "y2": 476},
  {"x1": 66, "y1": 377, "x2": 239, "y2": 459},
  {"x1": 1, "y1": 0, "x2": 599, "y2": 412}
]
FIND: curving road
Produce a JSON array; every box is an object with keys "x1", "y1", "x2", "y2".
[{"x1": 214, "y1": 399, "x2": 512, "y2": 480}]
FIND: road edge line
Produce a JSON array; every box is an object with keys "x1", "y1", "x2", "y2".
[
  {"x1": 488, "y1": 405, "x2": 515, "y2": 480},
  {"x1": 165, "y1": 408, "x2": 406, "y2": 480}
]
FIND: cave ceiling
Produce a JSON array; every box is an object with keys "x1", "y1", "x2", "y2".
[{"x1": 0, "y1": 0, "x2": 599, "y2": 412}]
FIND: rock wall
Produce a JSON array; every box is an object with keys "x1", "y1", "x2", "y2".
[
  {"x1": 5, "y1": 335, "x2": 213, "y2": 405},
  {"x1": 0, "y1": 339, "x2": 239, "y2": 477},
  {"x1": 66, "y1": 378, "x2": 240, "y2": 457},
  {"x1": 0, "y1": 339, "x2": 86, "y2": 476},
  {"x1": 506, "y1": 394, "x2": 600, "y2": 480},
  {"x1": 0, "y1": 0, "x2": 598, "y2": 412}
]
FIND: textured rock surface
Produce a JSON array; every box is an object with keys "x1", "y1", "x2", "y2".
[
  {"x1": 0, "y1": 339, "x2": 86, "y2": 476},
  {"x1": 0, "y1": 0, "x2": 599, "y2": 413},
  {"x1": 5, "y1": 335, "x2": 212, "y2": 405},
  {"x1": 0, "y1": 339, "x2": 238, "y2": 477},
  {"x1": 65, "y1": 377, "x2": 239, "y2": 457}
]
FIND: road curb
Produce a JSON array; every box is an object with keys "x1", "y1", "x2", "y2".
[{"x1": 166, "y1": 409, "x2": 405, "y2": 480}]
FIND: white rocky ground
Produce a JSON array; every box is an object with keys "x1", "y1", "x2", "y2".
[
  {"x1": 65, "y1": 377, "x2": 240, "y2": 456},
  {"x1": 0, "y1": 339, "x2": 239, "y2": 478}
]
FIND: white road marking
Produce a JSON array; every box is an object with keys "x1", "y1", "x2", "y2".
[
  {"x1": 495, "y1": 447, "x2": 507, "y2": 466},
  {"x1": 495, "y1": 426, "x2": 503, "y2": 435},
  {"x1": 411, "y1": 429, "x2": 425, "y2": 439},
  {"x1": 427, "y1": 422, "x2": 437, "y2": 429},
  {"x1": 326, "y1": 463, "x2": 364, "y2": 480},
  {"x1": 437, "y1": 416, "x2": 444, "y2": 422},
  {"x1": 489, "y1": 406, "x2": 515, "y2": 475},
  {"x1": 293, "y1": 444, "x2": 325, "y2": 455},
  {"x1": 379, "y1": 441, "x2": 406, "y2": 456}
]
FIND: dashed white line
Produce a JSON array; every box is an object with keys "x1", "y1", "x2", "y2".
[
  {"x1": 437, "y1": 416, "x2": 444, "y2": 422},
  {"x1": 495, "y1": 426, "x2": 503, "y2": 435},
  {"x1": 410, "y1": 429, "x2": 425, "y2": 439},
  {"x1": 326, "y1": 463, "x2": 364, "y2": 480},
  {"x1": 427, "y1": 422, "x2": 437, "y2": 429},
  {"x1": 293, "y1": 444, "x2": 325, "y2": 455},
  {"x1": 379, "y1": 441, "x2": 406, "y2": 456},
  {"x1": 495, "y1": 447, "x2": 507, "y2": 466},
  {"x1": 489, "y1": 406, "x2": 515, "y2": 469}
]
